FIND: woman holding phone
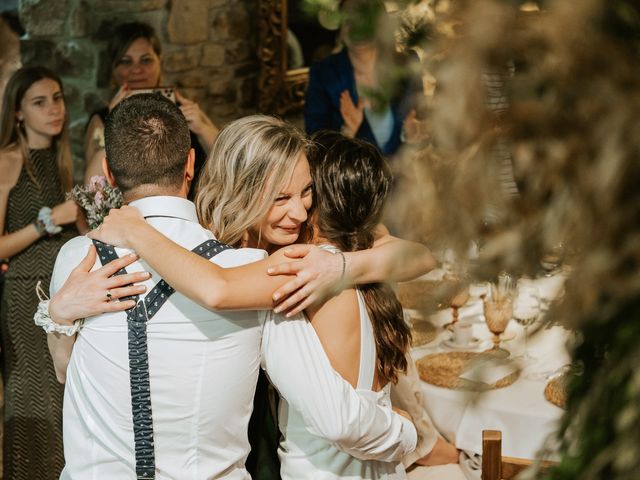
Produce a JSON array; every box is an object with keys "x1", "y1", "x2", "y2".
[{"x1": 84, "y1": 21, "x2": 219, "y2": 191}]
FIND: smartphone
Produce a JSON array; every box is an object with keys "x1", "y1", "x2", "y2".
[{"x1": 129, "y1": 87, "x2": 176, "y2": 103}]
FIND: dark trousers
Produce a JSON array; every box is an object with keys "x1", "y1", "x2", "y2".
[{"x1": 246, "y1": 370, "x2": 282, "y2": 480}]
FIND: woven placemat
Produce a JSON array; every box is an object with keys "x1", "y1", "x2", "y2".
[
  {"x1": 544, "y1": 374, "x2": 567, "y2": 409},
  {"x1": 416, "y1": 351, "x2": 519, "y2": 390},
  {"x1": 397, "y1": 281, "x2": 440, "y2": 311},
  {"x1": 410, "y1": 320, "x2": 438, "y2": 347}
]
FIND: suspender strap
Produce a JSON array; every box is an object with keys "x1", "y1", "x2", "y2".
[{"x1": 92, "y1": 238, "x2": 233, "y2": 479}]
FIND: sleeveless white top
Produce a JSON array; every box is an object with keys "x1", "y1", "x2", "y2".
[{"x1": 274, "y1": 247, "x2": 407, "y2": 479}]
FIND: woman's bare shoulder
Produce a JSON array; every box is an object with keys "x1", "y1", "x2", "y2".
[
  {"x1": 308, "y1": 289, "x2": 362, "y2": 386},
  {"x1": 0, "y1": 145, "x2": 23, "y2": 190}
]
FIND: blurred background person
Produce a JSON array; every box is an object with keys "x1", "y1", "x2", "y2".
[
  {"x1": 304, "y1": 0, "x2": 424, "y2": 157},
  {"x1": 83, "y1": 21, "x2": 219, "y2": 197},
  {"x1": 0, "y1": 66, "x2": 80, "y2": 480}
]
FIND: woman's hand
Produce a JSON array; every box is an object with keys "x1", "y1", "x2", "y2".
[
  {"x1": 416, "y1": 437, "x2": 460, "y2": 466},
  {"x1": 51, "y1": 199, "x2": 80, "y2": 226},
  {"x1": 340, "y1": 90, "x2": 364, "y2": 137},
  {"x1": 49, "y1": 245, "x2": 149, "y2": 325},
  {"x1": 267, "y1": 245, "x2": 348, "y2": 316},
  {"x1": 87, "y1": 206, "x2": 145, "y2": 249},
  {"x1": 108, "y1": 83, "x2": 131, "y2": 112},
  {"x1": 402, "y1": 109, "x2": 429, "y2": 144},
  {"x1": 175, "y1": 90, "x2": 219, "y2": 150}
]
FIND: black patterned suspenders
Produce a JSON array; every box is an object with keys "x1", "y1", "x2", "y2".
[{"x1": 92, "y1": 238, "x2": 233, "y2": 479}]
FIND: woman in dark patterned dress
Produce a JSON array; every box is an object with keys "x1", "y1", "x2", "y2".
[{"x1": 0, "y1": 66, "x2": 79, "y2": 479}]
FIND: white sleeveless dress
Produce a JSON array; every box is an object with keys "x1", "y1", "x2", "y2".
[{"x1": 273, "y1": 253, "x2": 408, "y2": 479}]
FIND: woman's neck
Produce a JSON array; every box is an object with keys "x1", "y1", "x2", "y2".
[{"x1": 25, "y1": 131, "x2": 53, "y2": 150}]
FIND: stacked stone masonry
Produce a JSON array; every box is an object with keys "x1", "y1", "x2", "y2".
[{"x1": 18, "y1": 0, "x2": 258, "y2": 181}]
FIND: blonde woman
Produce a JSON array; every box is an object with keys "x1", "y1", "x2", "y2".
[
  {"x1": 51, "y1": 116, "x2": 453, "y2": 477},
  {"x1": 0, "y1": 66, "x2": 81, "y2": 479}
]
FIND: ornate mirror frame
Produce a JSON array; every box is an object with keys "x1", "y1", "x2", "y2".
[{"x1": 257, "y1": 0, "x2": 309, "y2": 115}]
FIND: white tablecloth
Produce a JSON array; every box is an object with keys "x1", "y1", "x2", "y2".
[{"x1": 410, "y1": 273, "x2": 569, "y2": 466}]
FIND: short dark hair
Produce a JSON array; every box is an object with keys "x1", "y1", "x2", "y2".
[
  {"x1": 104, "y1": 93, "x2": 191, "y2": 192},
  {"x1": 108, "y1": 21, "x2": 162, "y2": 70}
]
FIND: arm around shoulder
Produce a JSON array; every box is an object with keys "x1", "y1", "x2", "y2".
[{"x1": 344, "y1": 226, "x2": 437, "y2": 285}]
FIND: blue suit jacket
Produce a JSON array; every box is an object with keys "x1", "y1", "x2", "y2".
[{"x1": 304, "y1": 49, "x2": 416, "y2": 156}]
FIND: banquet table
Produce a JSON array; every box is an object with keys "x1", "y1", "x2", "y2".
[{"x1": 406, "y1": 272, "x2": 569, "y2": 478}]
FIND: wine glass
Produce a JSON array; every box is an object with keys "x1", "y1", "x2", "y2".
[
  {"x1": 446, "y1": 285, "x2": 470, "y2": 330},
  {"x1": 441, "y1": 249, "x2": 470, "y2": 330},
  {"x1": 540, "y1": 242, "x2": 564, "y2": 277},
  {"x1": 513, "y1": 281, "x2": 541, "y2": 363},
  {"x1": 483, "y1": 275, "x2": 515, "y2": 356}
]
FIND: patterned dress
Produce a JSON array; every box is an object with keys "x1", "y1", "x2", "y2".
[{"x1": 0, "y1": 149, "x2": 76, "y2": 479}]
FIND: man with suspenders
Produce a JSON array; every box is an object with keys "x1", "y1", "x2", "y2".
[
  {"x1": 47, "y1": 95, "x2": 267, "y2": 478},
  {"x1": 45, "y1": 95, "x2": 416, "y2": 478}
]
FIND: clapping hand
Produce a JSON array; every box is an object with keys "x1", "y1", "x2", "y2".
[{"x1": 340, "y1": 90, "x2": 364, "y2": 137}]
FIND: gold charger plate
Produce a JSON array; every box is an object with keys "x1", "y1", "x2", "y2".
[
  {"x1": 396, "y1": 281, "x2": 440, "y2": 311},
  {"x1": 544, "y1": 374, "x2": 567, "y2": 409},
  {"x1": 410, "y1": 320, "x2": 438, "y2": 347},
  {"x1": 416, "y1": 351, "x2": 519, "y2": 390}
]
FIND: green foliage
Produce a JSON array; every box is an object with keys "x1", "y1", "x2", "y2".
[{"x1": 300, "y1": 1, "x2": 640, "y2": 478}]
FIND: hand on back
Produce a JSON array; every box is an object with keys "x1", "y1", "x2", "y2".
[
  {"x1": 49, "y1": 245, "x2": 148, "y2": 325},
  {"x1": 88, "y1": 205, "x2": 146, "y2": 249},
  {"x1": 267, "y1": 244, "x2": 348, "y2": 316}
]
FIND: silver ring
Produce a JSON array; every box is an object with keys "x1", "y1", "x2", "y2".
[{"x1": 106, "y1": 290, "x2": 113, "y2": 301}]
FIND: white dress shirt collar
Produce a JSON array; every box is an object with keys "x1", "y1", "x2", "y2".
[{"x1": 128, "y1": 195, "x2": 199, "y2": 224}]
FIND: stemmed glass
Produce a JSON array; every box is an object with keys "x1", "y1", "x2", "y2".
[
  {"x1": 513, "y1": 281, "x2": 541, "y2": 363},
  {"x1": 441, "y1": 249, "x2": 470, "y2": 330},
  {"x1": 483, "y1": 274, "x2": 515, "y2": 356},
  {"x1": 443, "y1": 283, "x2": 470, "y2": 331}
]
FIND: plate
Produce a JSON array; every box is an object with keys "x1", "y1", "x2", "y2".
[{"x1": 441, "y1": 337, "x2": 487, "y2": 351}]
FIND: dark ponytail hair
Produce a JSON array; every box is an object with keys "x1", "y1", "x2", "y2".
[{"x1": 309, "y1": 131, "x2": 411, "y2": 385}]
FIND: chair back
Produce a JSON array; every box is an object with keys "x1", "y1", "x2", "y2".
[{"x1": 482, "y1": 430, "x2": 554, "y2": 480}]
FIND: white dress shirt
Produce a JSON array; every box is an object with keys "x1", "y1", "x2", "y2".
[
  {"x1": 262, "y1": 288, "x2": 417, "y2": 479},
  {"x1": 51, "y1": 196, "x2": 267, "y2": 480}
]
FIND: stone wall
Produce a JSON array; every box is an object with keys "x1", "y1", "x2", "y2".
[
  {"x1": 18, "y1": 0, "x2": 258, "y2": 181},
  {"x1": 0, "y1": 13, "x2": 21, "y2": 114}
]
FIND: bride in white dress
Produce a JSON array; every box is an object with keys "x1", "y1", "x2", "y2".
[{"x1": 262, "y1": 131, "x2": 412, "y2": 479}]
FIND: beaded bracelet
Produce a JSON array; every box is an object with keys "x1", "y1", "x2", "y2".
[{"x1": 38, "y1": 206, "x2": 62, "y2": 235}]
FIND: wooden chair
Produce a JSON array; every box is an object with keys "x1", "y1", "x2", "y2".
[{"x1": 481, "y1": 430, "x2": 555, "y2": 480}]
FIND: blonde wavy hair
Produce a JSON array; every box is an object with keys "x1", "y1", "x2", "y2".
[{"x1": 195, "y1": 115, "x2": 310, "y2": 247}]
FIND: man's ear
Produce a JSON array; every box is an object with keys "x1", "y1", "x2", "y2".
[
  {"x1": 185, "y1": 148, "x2": 195, "y2": 183},
  {"x1": 102, "y1": 156, "x2": 117, "y2": 187}
]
